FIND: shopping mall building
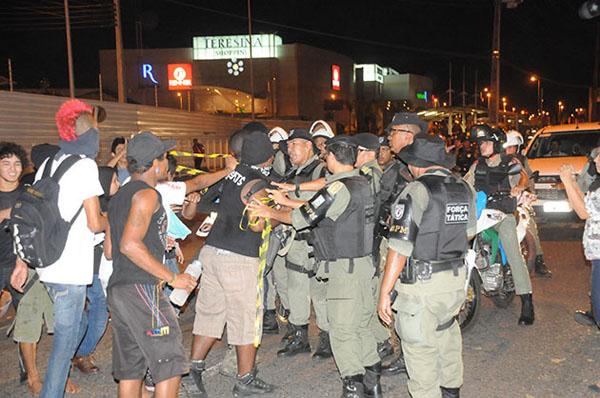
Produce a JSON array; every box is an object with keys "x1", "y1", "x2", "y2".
[{"x1": 100, "y1": 34, "x2": 433, "y2": 130}]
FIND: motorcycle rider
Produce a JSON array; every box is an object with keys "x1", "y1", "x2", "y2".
[
  {"x1": 378, "y1": 134, "x2": 476, "y2": 398},
  {"x1": 503, "y1": 130, "x2": 552, "y2": 278},
  {"x1": 464, "y1": 124, "x2": 535, "y2": 326}
]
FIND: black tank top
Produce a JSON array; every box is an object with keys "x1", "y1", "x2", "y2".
[
  {"x1": 206, "y1": 164, "x2": 264, "y2": 257},
  {"x1": 108, "y1": 180, "x2": 167, "y2": 287}
]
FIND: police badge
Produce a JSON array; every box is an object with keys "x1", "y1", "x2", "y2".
[{"x1": 393, "y1": 203, "x2": 405, "y2": 220}]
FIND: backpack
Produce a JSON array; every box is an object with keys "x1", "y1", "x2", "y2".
[{"x1": 11, "y1": 155, "x2": 84, "y2": 268}]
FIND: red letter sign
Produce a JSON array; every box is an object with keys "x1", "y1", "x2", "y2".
[
  {"x1": 331, "y1": 64, "x2": 341, "y2": 91},
  {"x1": 168, "y1": 64, "x2": 193, "y2": 91}
]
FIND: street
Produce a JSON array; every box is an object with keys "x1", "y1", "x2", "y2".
[{"x1": 0, "y1": 223, "x2": 599, "y2": 397}]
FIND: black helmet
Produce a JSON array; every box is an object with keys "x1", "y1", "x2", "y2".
[{"x1": 471, "y1": 124, "x2": 506, "y2": 153}]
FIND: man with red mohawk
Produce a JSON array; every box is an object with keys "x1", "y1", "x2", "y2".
[{"x1": 12, "y1": 99, "x2": 107, "y2": 398}]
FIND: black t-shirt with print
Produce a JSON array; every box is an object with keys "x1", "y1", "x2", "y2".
[{"x1": 0, "y1": 186, "x2": 23, "y2": 269}]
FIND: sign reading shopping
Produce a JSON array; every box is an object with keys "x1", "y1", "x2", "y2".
[
  {"x1": 168, "y1": 64, "x2": 192, "y2": 91},
  {"x1": 193, "y1": 34, "x2": 282, "y2": 60}
]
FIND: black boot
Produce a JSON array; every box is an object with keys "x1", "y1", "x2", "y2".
[
  {"x1": 190, "y1": 360, "x2": 208, "y2": 398},
  {"x1": 312, "y1": 330, "x2": 333, "y2": 359},
  {"x1": 233, "y1": 367, "x2": 275, "y2": 397},
  {"x1": 534, "y1": 255, "x2": 552, "y2": 278},
  {"x1": 364, "y1": 362, "x2": 382, "y2": 398},
  {"x1": 518, "y1": 293, "x2": 535, "y2": 325},
  {"x1": 575, "y1": 309, "x2": 597, "y2": 327},
  {"x1": 441, "y1": 386, "x2": 460, "y2": 398},
  {"x1": 377, "y1": 338, "x2": 394, "y2": 360},
  {"x1": 262, "y1": 309, "x2": 279, "y2": 335},
  {"x1": 277, "y1": 323, "x2": 310, "y2": 357},
  {"x1": 381, "y1": 352, "x2": 406, "y2": 376},
  {"x1": 281, "y1": 323, "x2": 293, "y2": 343},
  {"x1": 341, "y1": 374, "x2": 365, "y2": 398}
]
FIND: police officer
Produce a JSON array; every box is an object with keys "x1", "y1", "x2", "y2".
[
  {"x1": 378, "y1": 134, "x2": 476, "y2": 398},
  {"x1": 250, "y1": 135, "x2": 381, "y2": 398},
  {"x1": 464, "y1": 124, "x2": 535, "y2": 325},
  {"x1": 273, "y1": 128, "x2": 331, "y2": 358},
  {"x1": 503, "y1": 130, "x2": 552, "y2": 278}
]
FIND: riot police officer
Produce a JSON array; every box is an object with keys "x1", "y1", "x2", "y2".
[
  {"x1": 464, "y1": 124, "x2": 534, "y2": 325},
  {"x1": 378, "y1": 134, "x2": 476, "y2": 398},
  {"x1": 249, "y1": 135, "x2": 381, "y2": 398},
  {"x1": 274, "y1": 128, "x2": 331, "y2": 359}
]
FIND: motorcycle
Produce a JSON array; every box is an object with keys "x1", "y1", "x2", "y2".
[{"x1": 458, "y1": 190, "x2": 536, "y2": 331}]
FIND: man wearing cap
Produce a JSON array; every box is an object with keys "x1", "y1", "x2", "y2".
[
  {"x1": 105, "y1": 131, "x2": 197, "y2": 396},
  {"x1": 249, "y1": 135, "x2": 381, "y2": 398},
  {"x1": 190, "y1": 131, "x2": 276, "y2": 397},
  {"x1": 273, "y1": 128, "x2": 331, "y2": 359},
  {"x1": 378, "y1": 134, "x2": 476, "y2": 398}
]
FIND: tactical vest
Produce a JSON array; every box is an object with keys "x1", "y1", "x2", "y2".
[
  {"x1": 412, "y1": 171, "x2": 472, "y2": 262},
  {"x1": 287, "y1": 157, "x2": 326, "y2": 186},
  {"x1": 473, "y1": 154, "x2": 516, "y2": 213},
  {"x1": 309, "y1": 175, "x2": 375, "y2": 261},
  {"x1": 378, "y1": 161, "x2": 413, "y2": 236},
  {"x1": 205, "y1": 164, "x2": 266, "y2": 257}
]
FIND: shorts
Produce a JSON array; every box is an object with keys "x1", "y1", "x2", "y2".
[
  {"x1": 107, "y1": 283, "x2": 187, "y2": 383},
  {"x1": 193, "y1": 245, "x2": 261, "y2": 346},
  {"x1": 13, "y1": 271, "x2": 54, "y2": 343}
]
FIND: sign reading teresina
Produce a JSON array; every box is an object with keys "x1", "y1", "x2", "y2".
[{"x1": 193, "y1": 34, "x2": 282, "y2": 60}]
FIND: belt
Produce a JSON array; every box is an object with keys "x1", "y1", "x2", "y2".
[
  {"x1": 412, "y1": 258, "x2": 464, "y2": 280},
  {"x1": 294, "y1": 232, "x2": 310, "y2": 241},
  {"x1": 285, "y1": 260, "x2": 316, "y2": 278}
]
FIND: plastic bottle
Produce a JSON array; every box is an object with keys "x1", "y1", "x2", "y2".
[{"x1": 169, "y1": 259, "x2": 202, "y2": 306}]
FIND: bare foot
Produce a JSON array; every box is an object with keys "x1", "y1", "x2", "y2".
[
  {"x1": 27, "y1": 376, "x2": 42, "y2": 396},
  {"x1": 65, "y1": 378, "x2": 80, "y2": 394}
]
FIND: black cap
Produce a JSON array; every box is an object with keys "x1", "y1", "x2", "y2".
[
  {"x1": 378, "y1": 136, "x2": 390, "y2": 147},
  {"x1": 325, "y1": 134, "x2": 357, "y2": 148},
  {"x1": 288, "y1": 128, "x2": 312, "y2": 142},
  {"x1": 242, "y1": 121, "x2": 268, "y2": 135},
  {"x1": 127, "y1": 131, "x2": 176, "y2": 166},
  {"x1": 31, "y1": 143, "x2": 59, "y2": 169},
  {"x1": 386, "y1": 112, "x2": 429, "y2": 134},
  {"x1": 241, "y1": 131, "x2": 275, "y2": 165},
  {"x1": 353, "y1": 133, "x2": 380, "y2": 151},
  {"x1": 398, "y1": 134, "x2": 455, "y2": 169}
]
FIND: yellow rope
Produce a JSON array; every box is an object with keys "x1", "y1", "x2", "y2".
[
  {"x1": 169, "y1": 150, "x2": 231, "y2": 159},
  {"x1": 175, "y1": 165, "x2": 206, "y2": 175}
]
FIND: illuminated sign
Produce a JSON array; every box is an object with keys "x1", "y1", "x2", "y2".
[
  {"x1": 193, "y1": 34, "x2": 282, "y2": 60},
  {"x1": 227, "y1": 58, "x2": 244, "y2": 76},
  {"x1": 141, "y1": 64, "x2": 159, "y2": 84},
  {"x1": 354, "y1": 64, "x2": 399, "y2": 83},
  {"x1": 168, "y1": 64, "x2": 192, "y2": 91},
  {"x1": 331, "y1": 64, "x2": 341, "y2": 91},
  {"x1": 416, "y1": 91, "x2": 429, "y2": 102}
]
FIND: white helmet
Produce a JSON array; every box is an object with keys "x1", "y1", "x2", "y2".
[
  {"x1": 309, "y1": 120, "x2": 335, "y2": 139},
  {"x1": 504, "y1": 130, "x2": 524, "y2": 149},
  {"x1": 268, "y1": 127, "x2": 288, "y2": 143}
]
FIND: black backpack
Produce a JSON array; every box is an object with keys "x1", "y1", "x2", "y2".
[{"x1": 11, "y1": 155, "x2": 84, "y2": 268}]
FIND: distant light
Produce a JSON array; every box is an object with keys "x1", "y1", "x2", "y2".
[{"x1": 330, "y1": 93, "x2": 337, "y2": 100}]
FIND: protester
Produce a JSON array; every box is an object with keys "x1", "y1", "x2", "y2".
[
  {"x1": 106, "y1": 131, "x2": 196, "y2": 397},
  {"x1": 108, "y1": 136, "x2": 130, "y2": 184},
  {"x1": 11, "y1": 99, "x2": 108, "y2": 397}
]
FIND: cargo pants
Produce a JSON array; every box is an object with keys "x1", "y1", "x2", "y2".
[
  {"x1": 494, "y1": 214, "x2": 533, "y2": 295},
  {"x1": 369, "y1": 237, "x2": 393, "y2": 343},
  {"x1": 324, "y1": 257, "x2": 380, "y2": 377},
  {"x1": 394, "y1": 266, "x2": 466, "y2": 398}
]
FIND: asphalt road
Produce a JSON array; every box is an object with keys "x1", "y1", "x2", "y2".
[{"x1": 0, "y1": 222, "x2": 599, "y2": 397}]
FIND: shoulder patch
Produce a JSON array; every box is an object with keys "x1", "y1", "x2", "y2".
[
  {"x1": 327, "y1": 180, "x2": 344, "y2": 195},
  {"x1": 360, "y1": 165, "x2": 371, "y2": 175}
]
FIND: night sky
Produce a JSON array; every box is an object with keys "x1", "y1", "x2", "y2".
[{"x1": 0, "y1": 0, "x2": 597, "y2": 114}]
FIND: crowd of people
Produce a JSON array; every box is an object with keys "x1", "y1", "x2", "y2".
[{"x1": 0, "y1": 96, "x2": 596, "y2": 398}]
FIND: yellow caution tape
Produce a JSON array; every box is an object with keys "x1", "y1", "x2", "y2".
[
  {"x1": 169, "y1": 150, "x2": 231, "y2": 159},
  {"x1": 175, "y1": 165, "x2": 206, "y2": 175},
  {"x1": 254, "y1": 218, "x2": 271, "y2": 347}
]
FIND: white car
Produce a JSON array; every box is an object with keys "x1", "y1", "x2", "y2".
[{"x1": 524, "y1": 122, "x2": 600, "y2": 221}]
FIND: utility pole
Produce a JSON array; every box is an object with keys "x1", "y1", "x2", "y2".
[
  {"x1": 114, "y1": 0, "x2": 125, "y2": 103},
  {"x1": 247, "y1": 0, "x2": 255, "y2": 119},
  {"x1": 64, "y1": 0, "x2": 75, "y2": 98},
  {"x1": 473, "y1": 69, "x2": 479, "y2": 107},
  {"x1": 7, "y1": 58, "x2": 13, "y2": 92},
  {"x1": 460, "y1": 65, "x2": 467, "y2": 107},
  {"x1": 447, "y1": 61, "x2": 454, "y2": 107},
  {"x1": 489, "y1": 0, "x2": 502, "y2": 124}
]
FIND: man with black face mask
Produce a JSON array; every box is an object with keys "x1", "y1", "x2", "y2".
[{"x1": 11, "y1": 99, "x2": 108, "y2": 397}]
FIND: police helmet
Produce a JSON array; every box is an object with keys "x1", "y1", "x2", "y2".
[
  {"x1": 471, "y1": 124, "x2": 506, "y2": 153},
  {"x1": 504, "y1": 130, "x2": 524, "y2": 149}
]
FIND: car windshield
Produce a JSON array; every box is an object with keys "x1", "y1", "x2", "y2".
[{"x1": 527, "y1": 130, "x2": 600, "y2": 159}]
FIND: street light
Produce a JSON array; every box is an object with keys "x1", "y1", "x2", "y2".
[{"x1": 530, "y1": 75, "x2": 541, "y2": 114}]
